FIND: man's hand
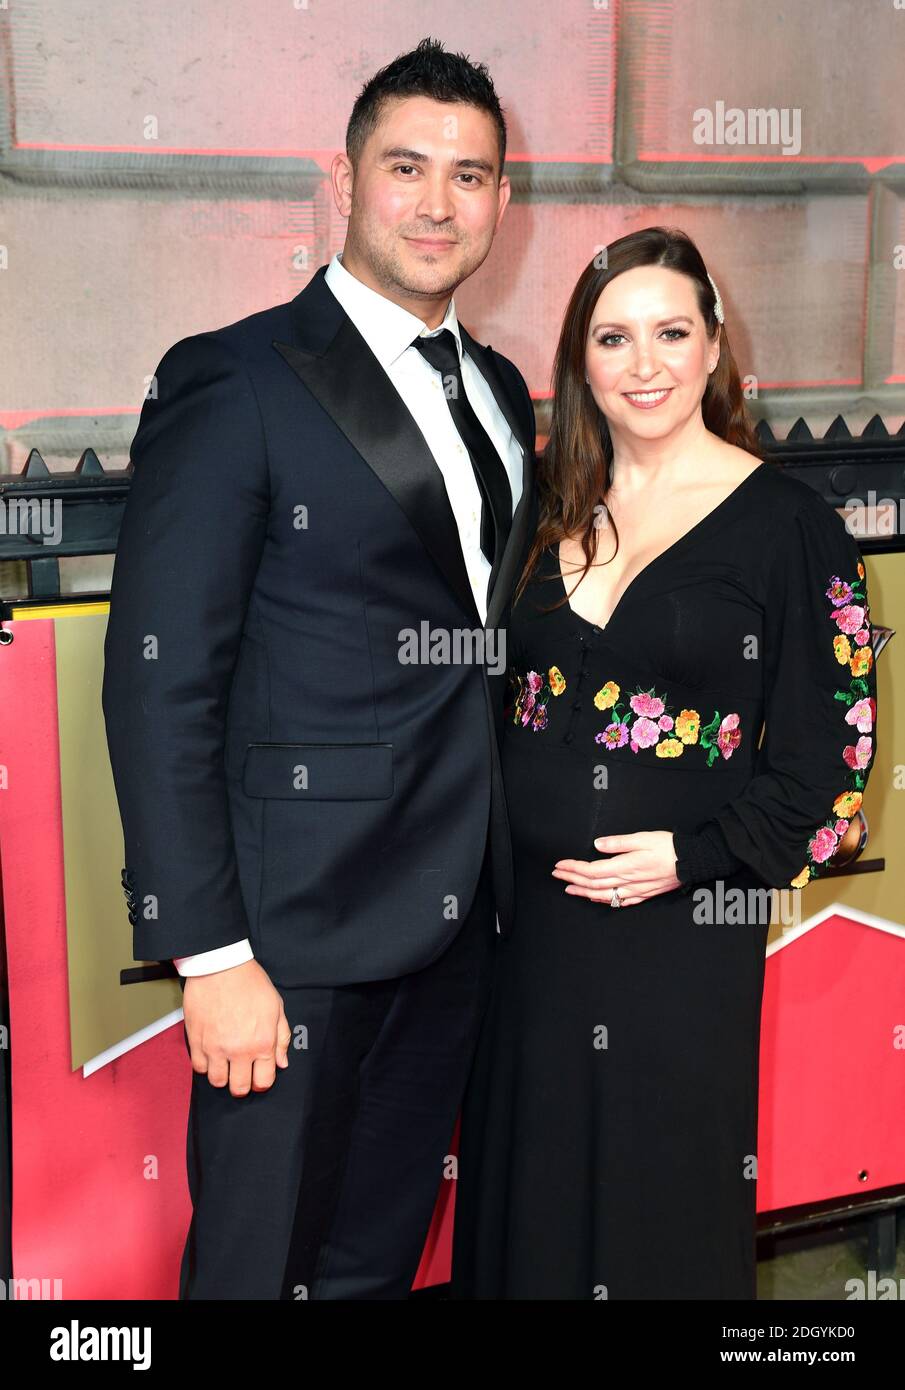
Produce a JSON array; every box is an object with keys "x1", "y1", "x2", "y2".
[
  {"x1": 182, "y1": 959, "x2": 292, "y2": 1096},
  {"x1": 551, "y1": 831, "x2": 681, "y2": 907}
]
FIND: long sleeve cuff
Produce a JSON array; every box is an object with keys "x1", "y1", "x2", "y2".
[
  {"x1": 673, "y1": 821, "x2": 744, "y2": 891},
  {"x1": 173, "y1": 939, "x2": 255, "y2": 976}
]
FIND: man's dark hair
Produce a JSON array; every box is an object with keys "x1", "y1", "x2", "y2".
[{"x1": 346, "y1": 36, "x2": 507, "y2": 178}]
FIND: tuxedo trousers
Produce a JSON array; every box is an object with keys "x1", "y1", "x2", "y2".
[{"x1": 177, "y1": 838, "x2": 495, "y2": 1299}]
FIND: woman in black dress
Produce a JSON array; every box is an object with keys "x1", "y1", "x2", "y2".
[{"x1": 451, "y1": 227, "x2": 878, "y2": 1300}]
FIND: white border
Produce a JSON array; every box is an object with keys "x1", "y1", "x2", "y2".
[{"x1": 767, "y1": 900, "x2": 905, "y2": 955}]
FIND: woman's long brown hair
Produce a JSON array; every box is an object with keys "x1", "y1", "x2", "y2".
[{"x1": 515, "y1": 226, "x2": 765, "y2": 608}]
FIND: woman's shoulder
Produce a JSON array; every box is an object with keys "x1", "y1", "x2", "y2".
[
  {"x1": 703, "y1": 441, "x2": 805, "y2": 519},
  {"x1": 749, "y1": 456, "x2": 853, "y2": 537},
  {"x1": 715, "y1": 441, "x2": 763, "y2": 482},
  {"x1": 705, "y1": 435, "x2": 846, "y2": 527},
  {"x1": 709, "y1": 445, "x2": 862, "y2": 599},
  {"x1": 742, "y1": 458, "x2": 866, "y2": 615}
]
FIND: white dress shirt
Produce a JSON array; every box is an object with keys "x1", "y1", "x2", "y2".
[{"x1": 174, "y1": 251, "x2": 524, "y2": 976}]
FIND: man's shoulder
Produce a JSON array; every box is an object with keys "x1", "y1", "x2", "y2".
[
  {"x1": 158, "y1": 296, "x2": 296, "y2": 375},
  {"x1": 204, "y1": 296, "x2": 296, "y2": 360}
]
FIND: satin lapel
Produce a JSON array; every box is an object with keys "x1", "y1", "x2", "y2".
[
  {"x1": 459, "y1": 330, "x2": 537, "y2": 632},
  {"x1": 486, "y1": 440, "x2": 535, "y2": 632},
  {"x1": 273, "y1": 267, "x2": 481, "y2": 626},
  {"x1": 458, "y1": 327, "x2": 530, "y2": 458}
]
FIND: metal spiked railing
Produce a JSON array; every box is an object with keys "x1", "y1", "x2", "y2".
[
  {"x1": 2, "y1": 413, "x2": 904, "y2": 618},
  {"x1": 0, "y1": 447, "x2": 129, "y2": 612},
  {"x1": 0, "y1": 422, "x2": 898, "y2": 984},
  {"x1": 756, "y1": 415, "x2": 905, "y2": 551}
]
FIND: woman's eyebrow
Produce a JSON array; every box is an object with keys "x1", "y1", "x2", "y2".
[{"x1": 591, "y1": 315, "x2": 695, "y2": 332}]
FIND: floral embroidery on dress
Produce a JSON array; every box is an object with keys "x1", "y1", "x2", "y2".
[
  {"x1": 506, "y1": 666, "x2": 742, "y2": 764},
  {"x1": 508, "y1": 666, "x2": 567, "y2": 731},
  {"x1": 592, "y1": 683, "x2": 741, "y2": 766},
  {"x1": 789, "y1": 561, "x2": 874, "y2": 889}
]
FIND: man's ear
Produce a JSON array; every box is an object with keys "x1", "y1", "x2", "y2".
[
  {"x1": 494, "y1": 173, "x2": 512, "y2": 234},
  {"x1": 331, "y1": 150, "x2": 354, "y2": 218}
]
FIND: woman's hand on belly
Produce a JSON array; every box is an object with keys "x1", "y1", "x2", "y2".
[{"x1": 551, "y1": 831, "x2": 680, "y2": 908}]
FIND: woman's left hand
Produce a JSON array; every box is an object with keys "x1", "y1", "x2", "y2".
[{"x1": 552, "y1": 831, "x2": 681, "y2": 907}]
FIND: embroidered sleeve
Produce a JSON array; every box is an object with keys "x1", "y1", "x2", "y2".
[{"x1": 710, "y1": 495, "x2": 877, "y2": 889}]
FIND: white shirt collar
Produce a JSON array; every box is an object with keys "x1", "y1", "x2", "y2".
[{"x1": 323, "y1": 251, "x2": 464, "y2": 370}]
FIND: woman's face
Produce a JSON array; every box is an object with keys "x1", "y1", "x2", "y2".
[{"x1": 584, "y1": 265, "x2": 719, "y2": 445}]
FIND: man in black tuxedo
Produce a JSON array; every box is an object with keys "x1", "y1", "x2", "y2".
[{"x1": 102, "y1": 37, "x2": 536, "y2": 1299}]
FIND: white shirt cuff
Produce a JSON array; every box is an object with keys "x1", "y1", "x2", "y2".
[{"x1": 173, "y1": 939, "x2": 254, "y2": 976}]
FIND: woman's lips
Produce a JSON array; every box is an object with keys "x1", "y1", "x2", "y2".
[{"x1": 621, "y1": 388, "x2": 673, "y2": 410}]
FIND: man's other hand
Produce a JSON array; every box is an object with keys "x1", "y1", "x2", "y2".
[{"x1": 183, "y1": 959, "x2": 292, "y2": 1096}]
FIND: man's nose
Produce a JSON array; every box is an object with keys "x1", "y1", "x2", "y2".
[{"x1": 414, "y1": 175, "x2": 457, "y2": 224}]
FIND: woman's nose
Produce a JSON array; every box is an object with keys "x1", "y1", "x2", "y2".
[{"x1": 629, "y1": 343, "x2": 659, "y2": 378}]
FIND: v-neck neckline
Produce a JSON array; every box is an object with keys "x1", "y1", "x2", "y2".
[{"x1": 555, "y1": 461, "x2": 766, "y2": 634}]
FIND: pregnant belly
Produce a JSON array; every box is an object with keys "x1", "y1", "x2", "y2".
[{"x1": 501, "y1": 735, "x2": 753, "y2": 868}]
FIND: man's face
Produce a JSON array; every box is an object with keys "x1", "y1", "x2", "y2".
[{"x1": 334, "y1": 95, "x2": 510, "y2": 302}]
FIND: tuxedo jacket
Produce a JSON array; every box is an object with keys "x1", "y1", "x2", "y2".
[{"x1": 102, "y1": 264, "x2": 538, "y2": 986}]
